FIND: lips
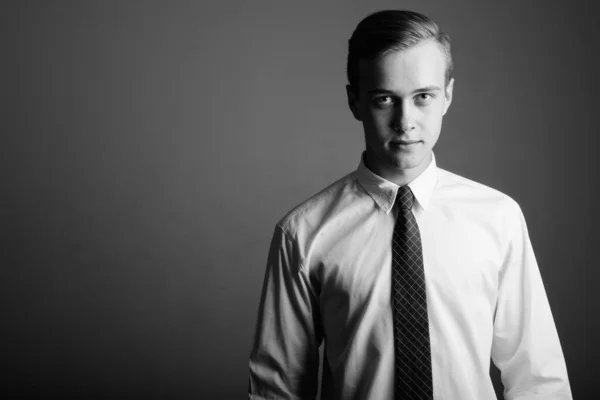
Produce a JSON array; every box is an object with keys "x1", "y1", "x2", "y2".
[{"x1": 391, "y1": 140, "x2": 420, "y2": 145}]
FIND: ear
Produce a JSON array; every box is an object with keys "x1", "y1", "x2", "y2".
[
  {"x1": 346, "y1": 84, "x2": 362, "y2": 121},
  {"x1": 443, "y1": 78, "x2": 454, "y2": 115}
]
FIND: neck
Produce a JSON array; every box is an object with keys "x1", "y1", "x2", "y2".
[{"x1": 364, "y1": 152, "x2": 432, "y2": 187}]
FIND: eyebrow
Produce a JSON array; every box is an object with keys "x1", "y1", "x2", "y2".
[{"x1": 367, "y1": 86, "x2": 442, "y2": 95}]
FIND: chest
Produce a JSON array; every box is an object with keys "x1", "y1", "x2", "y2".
[{"x1": 309, "y1": 209, "x2": 503, "y2": 321}]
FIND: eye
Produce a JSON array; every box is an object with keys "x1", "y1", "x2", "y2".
[
  {"x1": 373, "y1": 96, "x2": 394, "y2": 108},
  {"x1": 415, "y1": 93, "x2": 434, "y2": 104}
]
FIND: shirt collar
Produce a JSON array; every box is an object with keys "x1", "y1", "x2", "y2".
[{"x1": 355, "y1": 152, "x2": 439, "y2": 214}]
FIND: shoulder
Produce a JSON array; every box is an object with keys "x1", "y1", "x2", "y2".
[
  {"x1": 434, "y1": 168, "x2": 531, "y2": 257},
  {"x1": 275, "y1": 171, "x2": 361, "y2": 240},
  {"x1": 435, "y1": 167, "x2": 523, "y2": 217}
]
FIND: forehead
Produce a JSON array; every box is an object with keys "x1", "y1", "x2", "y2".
[{"x1": 358, "y1": 40, "x2": 447, "y2": 92}]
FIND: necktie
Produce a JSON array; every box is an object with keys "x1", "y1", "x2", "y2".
[{"x1": 391, "y1": 186, "x2": 433, "y2": 399}]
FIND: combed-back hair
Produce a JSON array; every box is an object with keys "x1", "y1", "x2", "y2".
[{"x1": 347, "y1": 10, "x2": 453, "y2": 90}]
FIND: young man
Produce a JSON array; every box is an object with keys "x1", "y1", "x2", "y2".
[{"x1": 248, "y1": 10, "x2": 571, "y2": 400}]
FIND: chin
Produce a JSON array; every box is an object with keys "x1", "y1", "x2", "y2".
[{"x1": 386, "y1": 153, "x2": 422, "y2": 170}]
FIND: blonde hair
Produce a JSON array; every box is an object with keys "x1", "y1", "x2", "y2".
[{"x1": 347, "y1": 10, "x2": 453, "y2": 90}]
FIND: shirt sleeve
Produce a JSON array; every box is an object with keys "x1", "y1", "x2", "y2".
[
  {"x1": 248, "y1": 225, "x2": 323, "y2": 400},
  {"x1": 491, "y1": 201, "x2": 572, "y2": 399}
]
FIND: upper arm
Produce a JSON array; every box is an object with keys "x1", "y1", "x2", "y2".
[
  {"x1": 248, "y1": 225, "x2": 323, "y2": 399},
  {"x1": 491, "y1": 201, "x2": 571, "y2": 399}
]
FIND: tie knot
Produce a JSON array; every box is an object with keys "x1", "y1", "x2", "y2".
[{"x1": 396, "y1": 186, "x2": 414, "y2": 210}]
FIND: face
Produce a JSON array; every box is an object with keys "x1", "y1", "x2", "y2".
[{"x1": 347, "y1": 39, "x2": 454, "y2": 183}]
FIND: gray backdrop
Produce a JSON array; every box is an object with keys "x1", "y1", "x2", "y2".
[{"x1": 2, "y1": 0, "x2": 598, "y2": 398}]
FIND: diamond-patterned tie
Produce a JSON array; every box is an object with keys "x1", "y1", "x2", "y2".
[{"x1": 391, "y1": 186, "x2": 433, "y2": 399}]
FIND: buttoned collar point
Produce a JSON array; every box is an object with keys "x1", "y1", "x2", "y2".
[{"x1": 355, "y1": 152, "x2": 439, "y2": 214}]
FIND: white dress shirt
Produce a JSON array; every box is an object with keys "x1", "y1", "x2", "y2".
[{"x1": 249, "y1": 154, "x2": 572, "y2": 399}]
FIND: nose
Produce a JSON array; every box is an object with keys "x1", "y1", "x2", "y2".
[{"x1": 392, "y1": 102, "x2": 415, "y2": 132}]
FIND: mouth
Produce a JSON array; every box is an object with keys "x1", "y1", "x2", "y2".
[{"x1": 390, "y1": 140, "x2": 421, "y2": 146}]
